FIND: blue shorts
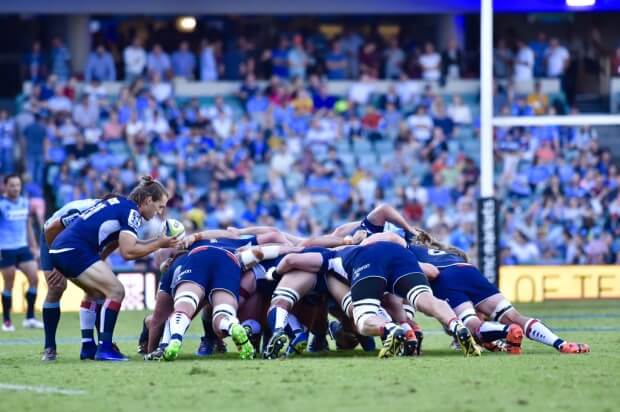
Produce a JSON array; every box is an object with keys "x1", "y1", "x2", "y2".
[
  {"x1": 159, "y1": 254, "x2": 189, "y2": 295},
  {"x1": 430, "y1": 265, "x2": 500, "y2": 308},
  {"x1": 39, "y1": 231, "x2": 53, "y2": 271},
  {"x1": 173, "y1": 246, "x2": 241, "y2": 300},
  {"x1": 0, "y1": 246, "x2": 35, "y2": 268},
  {"x1": 349, "y1": 242, "x2": 423, "y2": 293},
  {"x1": 49, "y1": 246, "x2": 100, "y2": 278},
  {"x1": 359, "y1": 217, "x2": 384, "y2": 235}
]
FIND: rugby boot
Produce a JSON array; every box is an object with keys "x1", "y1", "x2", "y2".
[
  {"x1": 286, "y1": 329, "x2": 309, "y2": 357},
  {"x1": 378, "y1": 326, "x2": 406, "y2": 358},
  {"x1": 80, "y1": 341, "x2": 98, "y2": 360},
  {"x1": 454, "y1": 324, "x2": 482, "y2": 357},
  {"x1": 559, "y1": 342, "x2": 590, "y2": 354},
  {"x1": 195, "y1": 336, "x2": 217, "y2": 357},
  {"x1": 163, "y1": 339, "x2": 183, "y2": 361},
  {"x1": 144, "y1": 347, "x2": 165, "y2": 361},
  {"x1": 95, "y1": 343, "x2": 129, "y2": 361},
  {"x1": 308, "y1": 333, "x2": 329, "y2": 353},
  {"x1": 41, "y1": 347, "x2": 57, "y2": 361},
  {"x1": 230, "y1": 323, "x2": 255, "y2": 360},
  {"x1": 505, "y1": 324, "x2": 524, "y2": 355},
  {"x1": 263, "y1": 328, "x2": 289, "y2": 359},
  {"x1": 402, "y1": 328, "x2": 418, "y2": 356}
]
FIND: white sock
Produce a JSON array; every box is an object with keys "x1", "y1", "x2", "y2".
[
  {"x1": 169, "y1": 312, "x2": 191, "y2": 341},
  {"x1": 79, "y1": 301, "x2": 97, "y2": 343},
  {"x1": 477, "y1": 322, "x2": 509, "y2": 342},
  {"x1": 287, "y1": 313, "x2": 303, "y2": 333},
  {"x1": 161, "y1": 320, "x2": 171, "y2": 346},
  {"x1": 525, "y1": 319, "x2": 564, "y2": 349},
  {"x1": 275, "y1": 307, "x2": 288, "y2": 330},
  {"x1": 448, "y1": 318, "x2": 461, "y2": 335},
  {"x1": 218, "y1": 315, "x2": 239, "y2": 335},
  {"x1": 261, "y1": 245, "x2": 281, "y2": 260},
  {"x1": 240, "y1": 249, "x2": 260, "y2": 266}
]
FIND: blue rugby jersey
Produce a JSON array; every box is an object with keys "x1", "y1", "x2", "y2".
[{"x1": 0, "y1": 196, "x2": 30, "y2": 250}]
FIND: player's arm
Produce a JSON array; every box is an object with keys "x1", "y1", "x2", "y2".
[
  {"x1": 100, "y1": 240, "x2": 119, "y2": 260},
  {"x1": 44, "y1": 219, "x2": 64, "y2": 245},
  {"x1": 183, "y1": 229, "x2": 239, "y2": 248},
  {"x1": 360, "y1": 231, "x2": 406, "y2": 247},
  {"x1": 118, "y1": 232, "x2": 181, "y2": 261},
  {"x1": 331, "y1": 221, "x2": 361, "y2": 237},
  {"x1": 227, "y1": 225, "x2": 279, "y2": 236},
  {"x1": 366, "y1": 203, "x2": 419, "y2": 238},
  {"x1": 273, "y1": 252, "x2": 324, "y2": 279},
  {"x1": 420, "y1": 262, "x2": 439, "y2": 279},
  {"x1": 300, "y1": 230, "x2": 366, "y2": 248}
]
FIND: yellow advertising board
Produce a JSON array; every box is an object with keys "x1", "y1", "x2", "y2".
[
  {"x1": 0, "y1": 271, "x2": 157, "y2": 312},
  {"x1": 499, "y1": 265, "x2": 620, "y2": 303}
]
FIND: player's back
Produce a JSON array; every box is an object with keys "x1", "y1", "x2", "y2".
[
  {"x1": 44, "y1": 198, "x2": 99, "y2": 231},
  {"x1": 0, "y1": 195, "x2": 29, "y2": 250},
  {"x1": 52, "y1": 196, "x2": 141, "y2": 252},
  {"x1": 407, "y1": 244, "x2": 467, "y2": 268}
]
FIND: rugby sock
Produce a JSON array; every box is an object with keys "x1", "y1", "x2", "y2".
[
  {"x1": 169, "y1": 312, "x2": 191, "y2": 341},
  {"x1": 43, "y1": 302, "x2": 61, "y2": 349},
  {"x1": 286, "y1": 313, "x2": 304, "y2": 335},
  {"x1": 267, "y1": 306, "x2": 288, "y2": 332},
  {"x1": 524, "y1": 319, "x2": 564, "y2": 349},
  {"x1": 25, "y1": 287, "x2": 37, "y2": 319},
  {"x1": 380, "y1": 322, "x2": 398, "y2": 340},
  {"x1": 80, "y1": 300, "x2": 97, "y2": 344},
  {"x1": 99, "y1": 299, "x2": 122, "y2": 345},
  {"x1": 242, "y1": 319, "x2": 262, "y2": 336},
  {"x1": 159, "y1": 320, "x2": 171, "y2": 348},
  {"x1": 95, "y1": 299, "x2": 104, "y2": 340},
  {"x1": 447, "y1": 318, "x2": 461, "y2": 335},
  {"x1": 2, "y1": 291, "x2": 12, "y2": 322},
  {"x1": 202, "y1": 316, "x2": 217, "y2": 341},
  {"x1": 138, "y1": 317, "x2": 149, "y2": 345},
  {"x1": 476, "y1": 322, "x2": 509, "y2": 343}
]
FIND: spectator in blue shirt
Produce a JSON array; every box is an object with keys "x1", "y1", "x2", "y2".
[
  {"x1": 85, "y1": 45, "x2": 116, "y2": 82},
  {"x1": 172, "y1": 41, "x2": 196, "y2": 79},
  {"x1": 23, "y1": 114, "x2": 47, "y2": 186},
  {"x1": 271, "y1": 37, "x2": 290, "y2": 79},
  {"x1": 23, "y1": 41, "x2": 46, "y2": 82},
  {"x1": 50, "y1": 37, "x2": 71, "y2": 81},
  {"x1": 147, "y1": 44, "x2": 172, "y2": 79},
  {"x1": 325, "y1": 40, "x2": 347, "y2": 80}
]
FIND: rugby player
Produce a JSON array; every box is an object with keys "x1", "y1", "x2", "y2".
[
  {"x1": 49, "y1": 176, "x2": 181, "y2": 361},
  {"x1": 162, "y1": 244, "x2": 255, "y2": 361},
  {"x1": 407, "y1": 243, "x2": 590, "y2": 354},
  {"x1": 40, "y1": 197, "x2": 100, "y2": 360},
  {"x1": 0, "y1": 174, "x2": 43, "y2": 332}
]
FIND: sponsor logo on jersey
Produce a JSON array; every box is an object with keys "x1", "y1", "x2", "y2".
[{"x1": 128, "y1": 209, "x2": 142, "y2": 232}]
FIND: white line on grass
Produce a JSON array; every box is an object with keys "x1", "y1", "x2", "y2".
[{"x1": 0, "y1": 383, "x2": 86, "y2": 396}]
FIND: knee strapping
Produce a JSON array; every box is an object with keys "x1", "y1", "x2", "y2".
[
  {"x1": 174, "y1": 290, "x2": 200, "y2": 311},
  {"x1": 271, "y1": 287, "x2": 300, "y2": 307},
  {"x1": 459, "y1": 308, "x2": 478, "y2": 326},
  {"x1": 341, "y1": 292, "x2": 352, "y2": 316},
  {"x1": 212, "y1": 303, "x2": 238, "y2": 323},
  {"x1": 403, "y1": 304, "x2": 415, "y2": 320},
  {"x1": 490, "y1": 299, "x2": 514, "y2": 322},
  {"x1": 352, "y1": 298, "x2": 381, "y2": 330},
  {"x1": 406, "y1": 285, "x2": 433, "y2": 309}
]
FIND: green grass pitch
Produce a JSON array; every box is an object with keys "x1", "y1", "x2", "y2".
[{"x1": 0, "y1": 300, "x2": 619, "y2": 412}]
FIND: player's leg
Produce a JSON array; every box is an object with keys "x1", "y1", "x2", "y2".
[
  {"x1": 163, "y1": 281, "x2": 205, "y2": 361},
  {"x1": 71, "y1": 261, "x2": 127, "y2": 361},
  {"x1": 263, "y1": 270, "x2": 316, "y2": 359},
  {"x1": 18, "y1": 258, "x2": 43, "y2": 327},
  {"x1": 331, "y1": 221, "x2": 362, "y2": 238},
  {"x1": 477, "y1": 294, "x2": 590, "y2": 354},
  {"x1": 146, "y1": 290, "x2": 174, "y2": 353},
  {"x1": 382, "y1": 293, "x2": 419, "y2": 355},
  {"x1": 269, "y1": 252, "x2": 324, "y2": 281},
  {"x1": 210, "y1": 290, "x2": 254, "y2": 359},
  {"x1": 77, "y1": 290, "x2": 104, "y2": 360},
  {"x1": 453, "y1": 300, "x2": 522, "y2": 354},
  {"x1": 237, "y1": 291, "x2": 264, "y2": 352},
  {"x1": 1, "y1": 263, "x2": 16, "y2": 331},
  {"x1": 41, "y1": 229, "x2": 67, "y2": 359},
  {"x1": 393, "y1": 273, "x2": 481, "y2": 357}
]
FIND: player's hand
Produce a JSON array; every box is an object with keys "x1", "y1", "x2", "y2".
[
  {"x1": 158, "y1": 235, "x2": 183, "y2": 249},
  {"x1": 226, "y1": 226, "x2": 241, "y2": 236},
  {"x1": 46, "y1": 269, "x2": 67, "y2": 290},
  {"x1": 350, "y1": 230, "x2": 367, "y2": 245},
  {"x1": 182, "y1": 233, "x2": 197, "y2": 249}
]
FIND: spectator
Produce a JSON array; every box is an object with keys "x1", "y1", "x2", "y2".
[
  {"x1": 360, "y1": 41, "x2": 380, "y2": 78},
  {"x1": 0, "y1": 110, "x2": 15, "y2": 174},
  {"x1": 47, "y1": 85, "x2": 73, "y2": 113},
  {"x1": 288, "y1": 34, "x2": 309, "y2": 80},
  {"x1": 73, "y1": 94, "x2": 99, "y2": 128},
  {"x1": 270, "y1": 37, "x2": 290, "y2": 79},
  {"x1": 147, "y1": 44, "x2": 172, "y2": 79},
  {"x1": 23, "y1": 114, "x2": 47, "y2": 186},
  {"x1": 529, "y1": 32, "x2": 548, "y2": 78},
  {"x1": 50, "y1": 37, "x2": 71, "y2": 81},
  {"x1": 349, "y1": 73, "x2": 376, "y2": 105},
  {"x1": 527, "y1": 81, "x2": 549, "y2": 115},
  {"x1": 150, "y1": 72, "x2": 173, "y2": 103},
  {"x1": 325, "y1": 40, "x2": 347, "y2": 80},
  {"x1": 447, "y1": 95, "x2": 472, "y2": 125},
  {"x1": 23, "y1": 41, "x2": 46, "y2": 82},
  {"x1": 340, "y1": 28, "x2": 364, "y2": 79},
  {"x1": 123, "y1": 37, "x2": 147, "y2": 82},
  {"x1": 418, "y1": 42, "x2": 441, "y2": 81},
  {"x1": 222, "y1": 38, "x2": 246, "y2": 80},
  {"x1": 384, "y1": 38, "x2": 405, "y2": 80},
  {"x1": 172, "y1": 41, "x2": 196, "y2": 79},
  {"x1": 407, "y1": 105, "x2": 433, "y2": 142},
  {"x1": 441, "y1": 38, "x2": 463, "y2": 80},
  {"x1": 85, "y1": 45, "x2": 116, "y2": 82},
  {"x1": 611, "y1": 46, "x2": 620, "y2": 77},
  {"x1": 509, "y1": 230, "x2": 540, "y2": 264},
  {"x1": 545, "y1": 37, "x2": 570, "y2": 78},
  {"x1": 200, "y1": 38, "x2": 218, "y2": 81},
  {"x1": 513, "y1": 39, "x2": 534, "y2": 82},
  {"x1": 494, "y1": 39, "x2": 513, "y2": 79}
]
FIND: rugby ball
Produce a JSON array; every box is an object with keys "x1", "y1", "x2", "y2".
[{"x1": 163, "y1": 219, "x2": 186, "y2": 239}]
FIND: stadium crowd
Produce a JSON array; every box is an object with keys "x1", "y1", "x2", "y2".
[{"x1": 5, "y1": 27, "x2": 620, "y2": 268}]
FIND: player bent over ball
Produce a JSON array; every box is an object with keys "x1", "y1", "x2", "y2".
[
  {"x1": 163, "y1": 245, "x2": 255, "y2": 361},
  {"x1": 49, "y1": 177, "x2": 181, "y2": 361}
]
